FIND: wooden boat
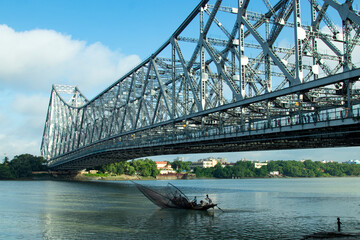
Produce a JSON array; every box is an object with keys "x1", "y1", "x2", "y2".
[
  {"x1": 191, "y1": 203, "x2": 217, "y2": 210},
  {"x1": 133, "y1": 181, "x2": 217, "y2": 211}
]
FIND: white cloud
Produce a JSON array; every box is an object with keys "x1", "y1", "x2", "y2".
[
  {"x1": 0, "y1": 25, "x2": 142, "y2": 159},
  {"x1": 10, "y1": 94, "x2": 49, "y2": 133},
  {"x1": 0, "y1": 24, "x2": 141, "y2": 97},
  {"x1": 12, "y1": 94, "x2": 48, "y2": 116},
  {"x1": 0, "y1": 92, "x2": 49, "y2": 158}
]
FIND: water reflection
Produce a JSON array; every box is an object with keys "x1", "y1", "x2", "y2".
[{"x1": 142, "y1": 209, "x2": 215, "y2": 239}]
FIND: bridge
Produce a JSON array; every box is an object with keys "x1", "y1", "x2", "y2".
[{"x1": 41, "y1": 0, "x2": 360, "y2": 170}]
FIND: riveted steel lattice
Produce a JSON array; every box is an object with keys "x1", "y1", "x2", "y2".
[{"x1": 41, "y1": 0, "x2": 360, "y2": 170}]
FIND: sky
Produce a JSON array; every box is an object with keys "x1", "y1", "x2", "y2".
[{"x1": 0, "y1": 0, "x2": 359, "y2": 163}]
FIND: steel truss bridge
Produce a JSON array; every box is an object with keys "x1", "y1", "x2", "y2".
[{"x1": 41, "y1": 0, "x2": 360, "y2": 170}]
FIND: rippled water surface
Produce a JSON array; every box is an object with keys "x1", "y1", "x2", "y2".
[{"x1": 1, "y1": 178, "x2": 360, "y2": 239}]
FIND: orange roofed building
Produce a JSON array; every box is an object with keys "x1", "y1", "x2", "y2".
[{"x1": 155, "y1": 161, "x2": 176, "y2": 174}]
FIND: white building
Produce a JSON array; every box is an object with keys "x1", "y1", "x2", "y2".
[
  {"x1": 344, "y1": 160, "x2": 360, "y2": 164},
  {"x1": 269, "y1": 171, "x2": 280, "y2": 176},
  {"x1": 191, "y1": 158, "x2": 218, "y2": 168},
  {"x1": 254, "y1": 162, "x2": 268, "y2": 169},
  {"x1": 174, "y1": 157, "x2": 184, "y2": 162}
]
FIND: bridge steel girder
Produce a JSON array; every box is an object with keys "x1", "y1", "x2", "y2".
[{"x1": 41, "y1": 0, "x2": 360, "y2": 170}]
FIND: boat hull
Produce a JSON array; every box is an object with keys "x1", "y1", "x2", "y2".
[{"x1": 190, "y1": 203, "x2": 217, "y2": 211}]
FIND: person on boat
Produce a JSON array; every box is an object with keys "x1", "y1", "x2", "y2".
[
  {"x1": 205, "y1": 194, "x2": 212, "y2": 204},
  {"x1": 192, "y1": 196, "x2": 197, "y2": 205},
  {"x1": 174, "y1": 193, "x2": 186, "y2": 207},
  {"x1": 200, "y1": 200, "x2": 206, "y2": 206}
]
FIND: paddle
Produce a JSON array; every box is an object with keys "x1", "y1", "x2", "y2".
[{"x1": 216, "y1": 205, "x2": 224, "y2": 212}]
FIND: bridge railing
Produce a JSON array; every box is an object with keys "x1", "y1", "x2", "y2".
[{"x1": 125, "y1": 104, "x2": 360, "y2": 147}]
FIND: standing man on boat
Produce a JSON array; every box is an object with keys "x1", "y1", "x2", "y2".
[{"x1": 205, "y1": 194, "x2": 212, "y2": 204}]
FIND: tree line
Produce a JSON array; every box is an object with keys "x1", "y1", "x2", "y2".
[
  {"x1": 97, "y1": 158, "x2": 160, "y2": 178},
  {"x1": 1, "y1": 154, "x2": 360, "y2": 180},
  {"x1": 193, "y1": 160, "x2": 360, "y2": 178},
  {"x1": 99, "y1": 159, "x2": 360, "y2": 178},
  {"x1": 0, "y1": 154, "x2": 47, "y2": 179}
]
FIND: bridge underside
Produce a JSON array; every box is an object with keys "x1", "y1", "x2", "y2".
[{"x1": 49, "y1": 119, "x2": 360, "y2": 170}]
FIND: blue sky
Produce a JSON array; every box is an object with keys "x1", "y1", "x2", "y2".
[
  {"x1": 0, "y1": 0, "x2": 196, "y2": 59},
  {"x1": 0, "y1": 0, "x2": 359, "y2": 163}
]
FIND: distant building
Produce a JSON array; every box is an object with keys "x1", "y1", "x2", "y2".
[
  {"x1": 254, "y1": 162, "x2": 268, "y2": 169},
  {"x1": 191, "y1": 157, "x2": 218, "y2": 169},
  {"x1": 190, "y1": 157, "x2": 230, "y2": 169},
  {"x1": 155, "y1": 161, "x2": 176, "y2": 174},
  {"x1": 344, "y1": 160, "x2": 360, "y2": 164},
  {"x1": 321, "y1": 160, "x2": 335, "y2": 163},
  {"x1": 269, "y1": 171, "x2": 280, "y2": 176},
  {"x1": 175, "y1": 157, "x2": 184, "y2": 162},
  {"x1": 155, "y1": 161, "x2": 167, "y2": 169}
]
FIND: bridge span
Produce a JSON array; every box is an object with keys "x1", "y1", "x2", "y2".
[{"x1": 41, "y1": 0, "x2": 360, "y2": 170}]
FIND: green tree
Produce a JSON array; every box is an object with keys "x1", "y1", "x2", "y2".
[
  {"x1": 323, "y1": 162, "x2": 345, "y2": 177},
  {"x1": 232, "y1": 161, "x2": 255, "y2": 178},
  {"x1": 193, "y1": 166, "x2": 214, "y2": 178},
  {"x1": 131, "y1": 159, "x2": 144, "y2": 172},
  {"x1": 171, "y1": 161, "x2": 191, "y2": 173},
  {"x1": 223, "y1": 165, "x2": 234, "y2": 178},
  {"x1": 213, "y1": 163, "x2": 225, "y2": 178},
  {"x1": 3, "y1": 156, "x2": 9, "y2": 166},
  {"x1": 255, "y1": 166, "x2": 268, "y2": 177},
  {"x1": 342, "y1": 164, "x2": 360, "y2": 176},
  {"x1": 0, "y1": 164, "x2": 14, "y2": 179},
  {"x1": 102, "y1": 163, "x2": 117, "y2": 174},
  {"x1": 282, "y1": 160, "x2": 306, "y2": 177},
  {"x1": 127, "y1": 165, "x2": 136, "y2": 175},
  {"x1": 8, "y1": 154, "x2": 47, "y2": 178},
  {"x1": 114, "y1": 162, "x2": 125, "y2": 175},
  {"x1": 132, "y1": 158, "x2": 159, "y2": 177}
]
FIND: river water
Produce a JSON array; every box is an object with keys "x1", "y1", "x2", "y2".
[{"x1": 0, "y1": 178, "x2": 360, "y2": 239}]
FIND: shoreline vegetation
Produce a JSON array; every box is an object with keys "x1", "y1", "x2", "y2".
[{"x1": 1, "y1": 154, "x2": 360, "y2": 180}]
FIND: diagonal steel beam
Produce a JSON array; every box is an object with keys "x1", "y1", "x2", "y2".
[
  {"x1": 240, "y1": 16, "x2": 298, "y2": 85},
  {"x1": 171, "y1": 37, "x2": 203, "y2": 110},
  {"x1": 325, "y1": 0, "x2": 360, "y2": 25},
  {"x1": 152, "y1": 58, "x2": 173, "y2": 119}
]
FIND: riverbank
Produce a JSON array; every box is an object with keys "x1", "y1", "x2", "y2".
[
  {"x1": 2, "y1": 171, "x2": 359, "y2": 181},
  {"x1": 75, "y1": 174, "x2": 155, "y2": 181},
  {"x1": 71, "y1": 173, "x2": 360, "y2": 181}
]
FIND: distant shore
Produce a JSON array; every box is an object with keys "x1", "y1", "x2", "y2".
[
  {"x1": 58, "y1": 173, "x2": 360, "y2": 181},
  {"x1": 2, "y1": 172, "x2": 359, "y2": 181},
  {"x1": 75, "y1": 174, "x2": 153, "y2": 181}
]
